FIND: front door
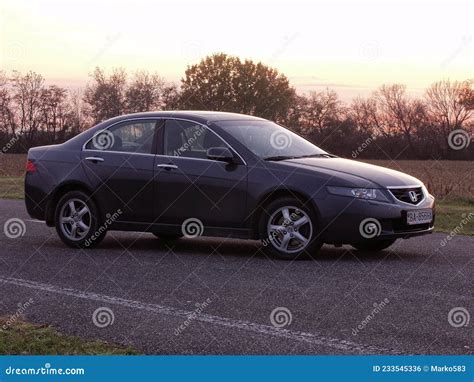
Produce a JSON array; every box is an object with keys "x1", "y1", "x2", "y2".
[{"x1": 154, "y1": 119, "x2": 247, "y2": 230}]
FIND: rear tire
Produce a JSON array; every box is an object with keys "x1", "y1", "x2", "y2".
[
  {"x1": 259, "y1": 197, "x2": 322, "y2": 260},
  {"x1": 351, "y1": 239, "x2": 397, "y2": 251},
  {"x1": 55, "y1": 191, "x2": 106, "y2": 248}
]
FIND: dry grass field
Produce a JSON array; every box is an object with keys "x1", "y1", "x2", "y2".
[
  {"x1": 0, "y1": 154, "x2": 472, "y2": 234},
  {"x1": 364, "y1": 160, "x2": 473, "y2": 201},
  {"x1": 0, "y1": 153, "x2": 26, "y2": 178}
]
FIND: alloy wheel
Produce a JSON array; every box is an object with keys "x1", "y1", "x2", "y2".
[
  {"x1": 59, "y1": 198, "x2": 92, "y2": 241},
  {"x1": 267, "y1": 205, "x2": 313, "y2": 254}
]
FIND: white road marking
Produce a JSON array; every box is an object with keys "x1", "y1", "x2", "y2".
[{"x1": 0, "y1": 275, "x2": 403, "y2": 354}]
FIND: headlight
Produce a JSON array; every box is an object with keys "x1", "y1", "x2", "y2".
[{"x1": 327, "y1": 186, "x2": 389, "y2": 202}]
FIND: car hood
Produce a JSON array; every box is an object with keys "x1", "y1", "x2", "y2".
[{"x1": 283, "y1": 157, "x2": 422, "y2": 188}]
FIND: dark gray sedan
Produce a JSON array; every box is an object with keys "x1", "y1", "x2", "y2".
[{"x1": 25, "y1": 111, "x2": 435, "y2": 259}]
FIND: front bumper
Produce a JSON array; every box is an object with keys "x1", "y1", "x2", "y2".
[{"x1": 318, "y1": 192, "x2": 435, "y2": 244}]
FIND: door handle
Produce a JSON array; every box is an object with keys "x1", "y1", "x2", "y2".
[
  {"x1": 157, "y1": 164, "x2": 178, "y2": 170},
  {"x1": 85, "y1": 156, "x2": 104, "y2": 163}
]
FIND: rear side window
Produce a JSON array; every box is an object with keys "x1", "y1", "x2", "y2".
[
  {"x1": 164, "y1": 119, "x2": 227, "y2": 159},
  {"x1": 85, "y1": 120, "x2": 157, "y2": 154}
]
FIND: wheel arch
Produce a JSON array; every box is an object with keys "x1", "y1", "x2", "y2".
[
  {"x1": 45, "y1": 181, "x2": 100, "y2": 226},
  {"x1": 251, "y1": 188, "x2": 322, "y2": 239}
]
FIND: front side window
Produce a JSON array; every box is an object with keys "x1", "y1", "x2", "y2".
[
  {"x1": 217, "y1": 120, "x2": 327, "y2": 159},
  {"x1": 86, "y1": 120, "x2": 156, "y2": 154},
  {"x1": 164, "y1": 119, "x2": 228, "y2": 159}
]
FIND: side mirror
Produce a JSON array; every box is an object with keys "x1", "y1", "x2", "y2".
[{"x1": 206, "y1": 147, "x2": 234, "y2": 163}]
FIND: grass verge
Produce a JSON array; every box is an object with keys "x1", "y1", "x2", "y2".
[
  {"x1": 435, "y1": 199, "x2": 474, "y2": 236},
  {"x1": 0, "y1": 317, "x2": 137, "y2": 355}
]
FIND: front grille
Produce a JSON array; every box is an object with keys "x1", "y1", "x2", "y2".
[{"x1": 388, "y1": 187, "x2": 424, "y2": 205}]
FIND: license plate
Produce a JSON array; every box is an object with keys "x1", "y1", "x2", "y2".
[{"x1": 407, "y1": 209, "x2": 433, "y2": 225}]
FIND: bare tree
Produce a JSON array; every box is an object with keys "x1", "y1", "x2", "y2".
[
  {"x1": 374, "y1": 84, "x2": 425, "y2": 152},
  {"x1": 84, "y1": 67, "x2": 127, "y2": 123},
  {"x1": 125, "y1": 71, "x2": 165, "y2": 112},
  {"x1": 0, "y1": 64, "x2": 472, "y2": 159},
  {"x1": 349, "y1": 97, "x2": 380, "y2": 136},
  {"x1": 425, "y1": 80, "x2": 472, "y2": 133},
  {"x1": 0, "y1": 72, "x2": 16, "y2": 137},
  {"x1": 424, "y1": 80, "x2": 473, "y2": 157},
  {"x1": 40, "y1": 85, "x2": 72, "y2": 141},
  {"x1": 459, "y1": 79, "x2": 474, "y2": 110},
  {"x1": 299, "y1": 89, "x2": 343, "y2": 135},
  {"x1": 69, "y1": 89, "x2": 91, "y2": 135},
  {"x1": 11, "y1": 71, "x2": 45, "y2": 142},
  {"x1": 161, "y1": 84, "x2": 182, "y2": 110}
]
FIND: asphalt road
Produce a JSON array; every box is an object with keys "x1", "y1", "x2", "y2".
[{"x1": 0, "y1": 199, "x2": 472, "y2": 355}]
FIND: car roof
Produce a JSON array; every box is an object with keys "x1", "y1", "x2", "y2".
[
  {"x1": 62, "y1": 110, "x2": 268, "y2": 149},
  {"x1": 110, "y1": 110, "x2": 266, "y2": 124}
]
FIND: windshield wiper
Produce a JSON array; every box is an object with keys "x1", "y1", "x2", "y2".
[
  {"x1": 263, "y1": 153, "x2": 335, "y2": 161},
  {"x1": 263, "y1": 155, "x2": 298, "y2": 161},
  {"x1": 297, "y1": 153, "x2": 336, "y2": 158}
]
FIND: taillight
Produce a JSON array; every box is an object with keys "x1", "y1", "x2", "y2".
[{"x1": 26, "y1": 159, "x2": 37, "y2": 173}]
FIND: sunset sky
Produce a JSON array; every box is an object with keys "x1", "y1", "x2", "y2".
[{"x1": 1, "y1": 0, "x2": 472, "y2": 100}]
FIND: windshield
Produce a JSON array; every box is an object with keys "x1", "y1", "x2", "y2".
[{"x1": 217, "y1": 120, "x2": 327, "y2": 160}]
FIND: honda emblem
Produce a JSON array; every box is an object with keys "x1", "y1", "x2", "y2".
[{"x1": 408, "y1": 191, "x2": 418, "y2": 203}]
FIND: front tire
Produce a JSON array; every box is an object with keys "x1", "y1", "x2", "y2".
[
  {"x1": 55, "y1": 191, "x2": 106, "y2": 248},
  {"x1": 351, "y1": 239, "x2": 397, "y2": 251},
  {"x1": 259, "y1": 197, "x2": 322, "y2": 260}
]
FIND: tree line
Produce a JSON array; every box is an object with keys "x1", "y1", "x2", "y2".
[{"x1": 1, "y1": 53, "x2": 472, "y2": 159}]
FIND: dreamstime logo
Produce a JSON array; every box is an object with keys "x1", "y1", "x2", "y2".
[
  {"x1": 84, "y1": 209, "x2": 122, "y2": 247},
  {"x1": 92, "y1": 130, "x2": 115, "y2": 150},
  {"x1": 3, "y1": 41, "x2": 26, "y2": 63},
  {"x1": 270, "y1": 131, "x2": 292, "y2": 150},
  {"x1": 181, "y1": 218, "x2": 204, "y2": 238},
  {"x1": 351, "y1": 134, "x2": 376, "y2": 159},
  {"x1": 359, "y1": 218, "x2": 381, "y2": 239},
  {"x1": 181, "y1": 40, "x2": 203, "y2": 62},
  {"x1": 4, "y1": 362, "x2": 85, "y2": 376},
  {"x1": 447, "y1": 129, "x2": 471, "y2": 150},
  {"x1": 268, "y1": 33, "x2": 299, "y2": 64},
  {"x1": 173, "y1": 125, "x2": 206, "y2": 157},
  {"x1": 1, "y1": 135, "x2": 20, "y2": 153},
  {"x1": 261, "y1": 210, "x2": 300, "y2": 247},
  {"x1": 440, "y1": 213, "x2": 474, "y2": 247},
  {"x1": 447, "y1": 307, "x2": 470, "y2": 328},
  {"x1": 359, "y1": 41, "x2": 381, "y2": 61},
  {"x1": 1, "y1": 298, "x2": 34, "y2": 330},
  {"x1": 4, "y1": 218, "x2": 26, "y2": 239},
  {"x1": 441, "y1": 35, "x2": 472, "y2": 69},
  {"x1": 352, "y1": 298, "x2": 390, "y2": 336},
  {"x1": 174, "y1": 298, "x2": 212, "y2": 336},
  {"x1": 87, "y1": 32, "x2": 122, "y2": 66},
  {"x1": 269, "y1": 307, "x2": 293, "y2": 328},
  {"x1": 92, "y1": 307, "x2": 115, "y2": 328}
]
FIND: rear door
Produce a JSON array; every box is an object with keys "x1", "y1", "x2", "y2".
[
  {"x1": 82, "y1": 119, "x2": 161, "y2": 222},
  {"x1": 153, "y1": 119, "x2": 248, "y2": 228}
]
